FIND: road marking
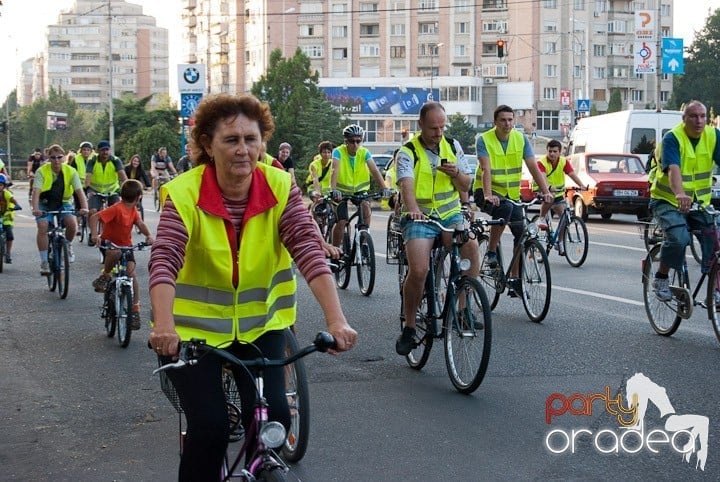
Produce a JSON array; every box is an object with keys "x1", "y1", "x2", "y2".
[
  {"x1": 591, "y1": 240, "x2": 646, "y2": 252},
  {"x1": 553, "y1": 284, "x2": 644, "y2": 306}
]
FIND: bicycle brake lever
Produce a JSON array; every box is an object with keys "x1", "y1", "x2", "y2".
[{"x1": 152, "y1": 358, "x2": 195, "y2": 374}]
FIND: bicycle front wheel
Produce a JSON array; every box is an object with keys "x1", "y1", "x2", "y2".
[
  {"x1": 104, "y1": 288, "x2": 117, "y2": 338},
  {"x1": 78, "y1": 215, "x2": 88, "y2": 243},
  {"x1": 117, "y1": 285, "x2": 133, "y2": 348},
  {"x1": 57, "y1": 240, "x2": 70, "y2": 299},
  {"x1": 443, "y1": 277, "x2": 492, "y2": 394},
  {"x1": 153, "y1": 188, "x2": 161, "y2": 211},
  {"x1": 642, "y1": 245, "x2": 683, "y2": 336},
  {"x1": 255, "y1": 467, "x2": 288, "y2": 482},
  {"x1": 476, "y1": 234, "x2": 502, "y2": 310},
  {"x1": 281, "y1": 329, "x2": 310, "y2": 463},
  {"x1": 707, "y1": 261, "x2": 720, "y2": 344},
  {"x1": 563, "y1": 215, "x2": 589, "y2": 267},
  {"x1": 690, "y1": 233, "x2": 702, "y2": 265},
  {"x1": 335, "y1": 230, "x2": 351, "y2": 289},
  {"x1": 356, "y1": 230, "x2": 376, "y2": 296},
  {"x1": 520, "y1": 240, "x2": 551, "y2": 323}
]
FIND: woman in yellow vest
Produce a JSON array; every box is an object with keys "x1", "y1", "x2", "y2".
[
  {"x1": 0, "y1": 174, "x2": 20, "y2": 264},
  {"x1": 148, "y1": 93, "x2": 357, "y2": 480}
]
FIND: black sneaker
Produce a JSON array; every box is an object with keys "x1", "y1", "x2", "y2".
[
  {"x1": 4, "y1": 254, "x2": 11, "y2": 264},
  {"x1": 507, "y1": 278, "x2": 521, "y2": 298},
  {"x1": 485, "y1": 251, "x2": 498, "y2": 268},
  {"x1": 395, "y1": 326, "x2": 417, "y2": 356}
]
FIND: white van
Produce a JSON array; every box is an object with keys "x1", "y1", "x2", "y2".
[{"x1": 567, "y1": 109, "x2": 682, "y2": 164}]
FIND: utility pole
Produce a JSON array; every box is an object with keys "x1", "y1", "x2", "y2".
[
  {"x1": 108, "y1": 0, "x2": 115, "y2": 149},
  {"x1": 655, "y1": 0, "x2": 662, "y2": 112}
]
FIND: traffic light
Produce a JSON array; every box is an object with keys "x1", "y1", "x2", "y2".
[{"x1": 497, "y1": 39, "x2": 505, "y2": 58}]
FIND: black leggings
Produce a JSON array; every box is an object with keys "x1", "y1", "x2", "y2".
[{"x1": 164, "y1": 330, "x2": 289, "y2": 481}]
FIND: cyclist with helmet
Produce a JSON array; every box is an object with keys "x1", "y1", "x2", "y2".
[
  {"x1": 329, "y1": 124, "x2": 389, "y2": 247},
  {"x1": 0, "y1": 174, "x2": 21, "y2": 264},
  {"x1": 85, "y1": 140, "x2": 127, "y2": 246},
  {"x1": 71, "y1": 141, "x2": 95, "y2": 180}
]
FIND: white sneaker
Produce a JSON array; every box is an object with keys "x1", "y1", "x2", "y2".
[
  {"x1": 652, "y1": 277, "x2": 672, "y2": 302},
  {"x1": 68, "y1": 245, "x2": 75, "y2": 263},
  {"x1": 40, "y1": 261, "x2": 50, "y2": 275}
]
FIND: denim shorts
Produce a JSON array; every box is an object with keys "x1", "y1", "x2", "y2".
[
  {"x1": 36, "y1": 202, "x2": 75, "y2": 225},
  {"x1": 651, "y1": 199, "x2": 715, "y2": 273},
  {"x1": 401, "y1": 212, "x2": 464, "y2": 242}
]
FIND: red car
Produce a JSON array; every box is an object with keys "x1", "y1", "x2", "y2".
[{"x1": 564, "y1": 153, "x2": 650, "y2": 221}]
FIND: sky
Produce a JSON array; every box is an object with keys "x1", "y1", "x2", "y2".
[{"x1": 0, "y1": 0, "x2": 718, "y2": 103}]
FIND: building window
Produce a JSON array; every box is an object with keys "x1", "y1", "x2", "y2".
[
  {"x1": 609, "y1": 43, "x2": 628, "y2": 55},
  {"x1": 610, "y1": 65, "x2": 629, "y2": 78},
  {"x1": 593, "y1": 89, "x2": 606, "y2": 101},
  {"x1": 631, "y1": 90, "x2": 643, "y2": 102},
  {"x1": 660, "y1": 3, "x2": 670, "y2": 16},
  {"x1": 543, "y1": 0, "x2": 557, "y2": 7},
  {"x1": 543, "y1": 87, "x2": 558, "y2": 100},
  {"x1": 544, "y1": 42, "x2": 557, "y2": 54},
  {"x1": 537, "y1": 110, "x2": 559, "y2": 130},
  {"x1": 332, "y1": 4, "x2": 348, "y2": 13},
  {"x1": 390, "y1": 46, "x2": 406, "y2": 58},
  {"x1": 454, "y1": 0, "x2": 471, "y2": 12},
  {"x1": 482, "y1": 20, "x2": 508, "y2": 33},
  {"x1": 333, "y1": 48, "x2": 348, "y2": 59},
  {"x1": 419, "y1": 0, "x2": 439, "y2": 11},
  {"x1": 592, "y1": 67, "x2": 606, "y2": 79},
  {"x1": 454, "y1": 44, "x2": 467, "y2": 56},
  {"x1": 360, "y1": 2, "x2": 379, "y2": 12},
  {"x1": 301, "y1": 45, "x2": 324, "y2": 58},
  {"x1": 456, "y1": 22, "x2": 470, "y2": 34},
  {"x1": 332, "y1": 26, "x2": 348, "y2": 38},
  {"x1": 593, "y1": 45, "x2": 606, "y2": 56},
  {"x1": 595, "y1": 0, "x2": 607, "y2": 12},
  {"x1": 360, "y1": 24, "x2": 380, "y2": 36},
  {"x1": 660, "y1": 90, "x2": 669, "y2": 102},
  {"x1": 574, "y1": 65, "x2": 581, "y2": 78},
  {"x1": 359, "y1": 43, "x2": 380, "y2": 57},
  {"x1": 390, "y1": 24, "x2": 406, "y2": 36},
  {"x1": 544, "y1": 21, "x2": 557, "y2": 32},
  {"x1": 574, "y1": 0, "x2": 585, "y2": 9},
  {"x1": 544, "y1": 64, "x2": 558, "y2": 77},
  {"x1": 419, "y1": 22, "x2": 438, "y2": 34},
  {"x1": 608, "y1": 20, "x2": 627, "y2": 33}
]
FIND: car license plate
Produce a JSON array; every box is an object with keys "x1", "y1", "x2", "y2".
[{"x1": 613, "y1": 189, "x2": 638, "y2": 196}]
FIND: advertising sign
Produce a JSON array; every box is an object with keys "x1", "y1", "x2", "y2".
[
  {"x1": 178, "y1": 64, "x2": 206, "y2": 94},
  {"x1": 634, "y1": 11, "x2": 655, "y2": 40},
  {"x1": 560, "y1": 90, "x2": 571, "y2": 107},
  {"x1": 559, "y1": 109, "x2": 572, "y2": 126},
  {"x1": 181, "y1": 93, "x2": 203, "y2": 117},
  {"x1": 634, "y1": 41, "x2": 656, "y2": 74},
  {"x1": 320, "y1": 87, "x2": 434, "y2": 115}
]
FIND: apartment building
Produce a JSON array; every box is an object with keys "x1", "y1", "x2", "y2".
[
  {"x1": 31, "y1": 0, "x2": 169, "y2": 110},
  {"x1": 181, "y1": 0, "x2": 674, "y2": 147}
]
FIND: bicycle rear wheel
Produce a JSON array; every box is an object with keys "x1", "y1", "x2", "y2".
[
  {"x1": 281, "y1": 329, "x2": 310, "y2": 463},
  {"x1": 443, "y1": 277, "x2": 492, "y2": 394},
  {"x1": 476, "y1": 234, "x2": 502, "y2": 310},
  {"x1": 334, "y1": 230, "x2": 351, "y2": 289},
  {"x1": 78, "y1": 215, "x2": 88, "y2": 243},
  {"x1": 707, "y1": 261, "x2": 720, "y2": 344},
  {"x1": 520, "y1": 240, "x2": 551, "y2": 323},
  {"x1": 399, "y1": 253, "x2": 433, "y2": 370},
  {"x1": 57, "y1": 240, "x2": 70, "y2": 299},
  {"x1": 356, "y1": 230, "x2": 376, "y2": 296},
  {"x1": 117, "y1": 285, "x2": 133, "y2": 348},
  {"x1": 563, "y1": 215, "x2": 589, "y2": 267},
  {"x1": 690, "y1": 233, "x2": 702, "y2": 264},
  {"x1": 104, "y1": 287, "x2": 117, "y2": 338},
  {"x1": 642, "y1": 245, "x2": 683, "y2": 336},
  {"x1": 0, "y1": 233, "x2": 5, "y2": 273}
]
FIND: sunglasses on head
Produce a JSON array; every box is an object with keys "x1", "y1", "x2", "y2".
[{"x1": 346, "y1": 139, "x2": 362, "y2": 145}]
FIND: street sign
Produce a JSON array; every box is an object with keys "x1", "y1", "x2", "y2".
[
  {"x1": 178, "y1": 64, "x2": 206, "y2": 94},
  {"x1": 662, "y1": 38, "x2": 685, "y2": 74},
  {"x1": 559, "y1": 109, "x2": 572, "y2": 126},
  {"x1": 634, "y1": 41, "x2": 656, "y2": 74},
  {"x1": 576, "y1": 99, "x2": 591, "y2": 113},
  {"x1": 560, "y1": 90, "x2": 571, "y2": 107},
  {"x1": 181, "y1": 93, "x2": 203, "y2": 117}
]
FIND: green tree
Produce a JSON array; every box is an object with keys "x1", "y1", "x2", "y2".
[
  {"x1": 608, "y1": 89, "x2": 622, "y2": 113},
  {"x1": 668, "y1": 8, "x2": 720, "y2": 112},
  {"x1": 251, "y1": 48, "x2": 344, "y2": 187},
  {"x1": 445, "y1": 112, "x2": 477, "y2": 154}
]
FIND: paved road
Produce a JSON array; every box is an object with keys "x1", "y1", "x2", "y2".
[{"x1": 2, "y1": 187, "x2": 718, "y2": 481}]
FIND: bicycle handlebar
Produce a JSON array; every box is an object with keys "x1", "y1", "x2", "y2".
[
  {"x1": 153, "y1": 332, "x2": 336, "y2": 374},
  {"x1": 103, "y1": 241, "x2": 149, "y2": 251}
]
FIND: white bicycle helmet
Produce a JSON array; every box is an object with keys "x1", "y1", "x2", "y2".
[{"x1": 343, "y1": 124, "x2": 364, "y2": 139}]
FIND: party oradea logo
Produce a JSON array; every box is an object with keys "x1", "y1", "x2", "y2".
[{"x1": 544, "y1": 373, "x2": 708, "y2": 471}]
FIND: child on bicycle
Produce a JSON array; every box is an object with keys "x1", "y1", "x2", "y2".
[
  {"x1": 0, "y1": 174, "x2": 20, "y2": 263},
  {"x1": 90, "y1": 179, "x2": 153, "y2": 329}
]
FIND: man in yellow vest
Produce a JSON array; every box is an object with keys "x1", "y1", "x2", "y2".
[
  {"x1": 329, "y1": 124, "x2": 389, "y2": 247},
  {"x1": 535, "y1": 139, "x2": 585, "y2": 253},
  {"x1": 85, "y1": 140, "x2": 128, "y2": 246},
  {"x1": 475, "y1": 105, "x2": 553, "y2": 297},
  {"x1": 31, "y1": 144, "x2": 88, "y2": 274},
  {"x1": 394, "y1": 102, "x2": 477, "y2": 355},
  {"x1": 649, "y1": 101, "x2": 720, "y2": 301}
]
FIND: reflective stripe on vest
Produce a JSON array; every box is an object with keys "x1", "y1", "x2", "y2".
[
  {"x1": 480, "y1": 129, "x2": 525, "y2": 200},
  {"x1": 651, "y1": 124, "x2": 717, "y2": 207},
  {"x1": 336, "y1": 145, "x2": 371, "y2": 193},
  {"x1": 535, "y1": 155, "x2": 567, "y2": 192},
  {"x1": 38, "y1": 163, "x2": 76, "y2": 201},
  {"x1": 164, "y1": 164, "x2": 297, "y2": 345},
  {"x1": 89, "y1": 158, "x2": 120, "y2": 193},
  {"x1": 400, "y1": 136, "x2": 460, "y2": 220}
]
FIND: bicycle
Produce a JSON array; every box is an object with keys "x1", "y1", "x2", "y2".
[
  {"x1": 44, "y1": 210, "x2": 74, "y2": 299},
  {"x1": 155, "y1": 330, "x2": 335, "y2": 481},
  {"x1": 332, "y1": 192, "x2": 380, "y2": 296},
  {"x1": 476, "y1": 198, "x2": 552, "y2": 323},
  {"x1": 309, "y1": 194, "x2": 336, "y2": 243},
  {"x1": 640, "y1": 216, "x2": 702, "y2": 264},
  {"x1": 397, "y1": 215, "x2": 500, "y2": 393},
  {"x1": 101, "y1": 241, "x2": 147, "y2": 348},
  {"x1": 77, "y1": 212, "x2": 88, "y2": 243},
  {"x1": 154, "y1": 173, "x2": 174, "y2": 211},
  {"x1": 531, "y1": 189, "x2": 589, "y2": 267},
  {"x1": 641, "y1": 204, "x2": 720, "y2": 343}
]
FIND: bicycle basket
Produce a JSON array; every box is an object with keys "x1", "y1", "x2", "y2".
[{"x1": 159, "y1": 371, "x2": 183, "y2": 413}]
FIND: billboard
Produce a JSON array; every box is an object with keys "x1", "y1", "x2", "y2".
[{"x1": 320, "y1": 86, "x2": 435, "y2": 115}]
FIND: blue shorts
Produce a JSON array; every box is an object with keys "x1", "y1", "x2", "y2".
[
  {"x1": 36, "y1": 202, "x2": 75, "y2": 225},
  {"x1": 401, "y1": 213, "x2": 464, "y2": 242}
]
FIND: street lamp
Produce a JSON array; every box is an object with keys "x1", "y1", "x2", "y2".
[{"x1": 430, "y1": 42, "x2": 444, "y2": 101}]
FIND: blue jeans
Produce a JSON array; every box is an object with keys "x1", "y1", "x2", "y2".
[{"x1": 651, "y1": 199, "x2": 716, "y2": 273}]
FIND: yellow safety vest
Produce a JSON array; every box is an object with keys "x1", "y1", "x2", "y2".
[
  {"x1": 73, "y1": 153, "x2": 94, "y2": 179},
  {"x1": 336, "y1": 145, "x2": 371, "y2": 194},
  {"x1": 535, "y1": 155, "x2": 567, "y2": 193},
  {"x1": 263, "y1": 153, "x2": 275, "y2": 165},
  {"x1": 37, "y1": 163, "x2": 76, "y2": 202},
  {"x1": 651, "y1": 124, "x2": 717, "y2": 207},
  {"x1": 308, "y1": 156, "x2": 333, "y2": 193},
  {"x1": 89, "y1": 158, "x2": 121, "y2": 194},
  {"x1": 400, "y1": 136, "x2": 460, "y2": 219},
  {"x1": 476, "y1": 128, "x2": 525, "y2": 200},
  {"x1": 1, "y1": 190, "x2": 15, "y2": 225},
  {"x1": 160, "y1": 163, "x2": 297, "y2": 345}
]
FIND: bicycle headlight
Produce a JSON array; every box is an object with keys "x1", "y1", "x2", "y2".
[
  {"x1": 259, "y1": 421, "x2": 286, "y2": 448},
  {"x1": 459, "y1": 258, "x2": 472, "y2": 271},
  {"x1": 526, "y1": 222, "x2": 539, "y2": 238}
]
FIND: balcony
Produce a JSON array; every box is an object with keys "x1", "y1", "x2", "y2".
[
  {"x1": 482, "y1": 0, "x2": 507, "y2": 11},
  {"x1": 184, "y1": 0, "x2": 196, "y2": 9}
]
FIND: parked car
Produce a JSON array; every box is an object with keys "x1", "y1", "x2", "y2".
[
  {"x1": 564, "y1": 153, "x2": 650, "y2": 221},
  {"x1": 373, "y1": 153, "x2": 394, "y2": 176}
]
